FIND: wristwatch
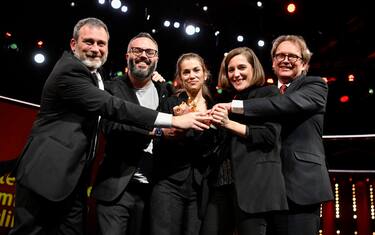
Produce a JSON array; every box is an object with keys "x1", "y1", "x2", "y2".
[{"x1": 155, "y1": 127, "x2": 163, "y2": 137}]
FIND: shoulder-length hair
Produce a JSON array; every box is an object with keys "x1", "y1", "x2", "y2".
[{"x1": 218, "y1": 47, "x2": 265, "y2": 90}]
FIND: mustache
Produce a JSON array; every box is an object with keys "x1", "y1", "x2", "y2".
[{"x1": 135, "y1": 57, "x2": 151, "y2": 65}]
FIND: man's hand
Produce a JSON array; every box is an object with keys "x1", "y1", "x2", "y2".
[
  {"x1": 151, "y1": 71, "x2": 166, "y2": 82},
  {"x1": 172, "y1": 112, "x2": 212, "y2": 131},
  {"x1": 163, "y1": 127, "x2": 185, "y2": 140}
]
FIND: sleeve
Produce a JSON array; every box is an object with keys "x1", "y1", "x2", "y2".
[
  {"x1": 55, "y1": 59, "x2": 158, "y2": 128},
  {"x1": 243, "y1": 76, "x2": 327, "y2": 118}
]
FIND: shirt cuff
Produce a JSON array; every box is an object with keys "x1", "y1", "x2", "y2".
[
  {"x1": 154, "y1": 112, "x2": 173, "y2": 127},
  {"x1": 231, "y1": 100, "x2": 244, "y2": 114}
]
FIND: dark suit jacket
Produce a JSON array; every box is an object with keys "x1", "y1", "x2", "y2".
[
  {"x1": 153, "y1": 92, "x2": 217, "y2": 186},
  {"x1": 229, "y1": 85, "x2": 288, "y2": 214},
  {"x1": 15, "y1": 51, "x2": 158, "y2": 201},
  {"x1": 242, "y1": 75, "x2": 334, "y2": 205},
  {"x1": 92, "y1": 75, "x2": 173, "y2": 202}
]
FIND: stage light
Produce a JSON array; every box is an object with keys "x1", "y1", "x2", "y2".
[
  {"x1": 70, "y1": 1, "x2": 76, "y2": 7},
  {"x1": 326, "y1": 77, "x2": 337, "y2": 84},
  {"x1": 195, "y1": 27, "x2": 200, "y2": 33},
  {"x1": 163, "y1": 20, "x2": 171, "y2": 27},
  {"x1": 37, "y1": 40, "x2": 44, "y2": 48},
  {"x1": 203, "y1": 6, "x2": 208, "y2": 11},
  {"x1": 173, "y1": 22, "x2": 180, "y2": 28},
  {"x1": 266, "y1": 78, "x2": 274, "y2": 84},
  {"x1": 369, "y1": 88, "x2": 374, "y2": 94},
  {"x1": 33, "y1": 53, "x2": 46, "y2": 64},
  {"x1": 347, "y1": 74, "x2": 355, "y2": 82},
  {"x1": 286, "y1": 2, "x2": 296, "y2": 14},
  {"x1": 216, "y1": 86, "x2": 223, "y2": 94},
  {"x1": 98, "y1": 0, "x2": 105, "y2": 4},
  {"x1": 5, "y1": 32, "x2": 12, "y2": 38},
  {"x1": 214, "y1": 31, "x2": 220, "y2": 36},
  {"x1": 185, "y1": 25, "x2": 196, "y2": 35},
  {"x1": 9, "y1": 43, "x2": 18, "y2": 51},
  {"x1": 121, "y1": 5, "x2": 128, "y2": 13},
  {"x1": 111, "y1": 0, "x2": 121, "y2": 9},
  {"x1": 151, "y1": 29, "x2": 156, "y2": 33},
  {"x1": 340, "y1": 95, "x2": 350, "y2": 103},
  {"x1": 237, "y1": 35, "x2": 244, "y2": 42},
  {"x1": 257, "y1": 39, "x2": 265, "y2": 47}
]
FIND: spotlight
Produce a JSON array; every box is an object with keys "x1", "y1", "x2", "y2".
[
  {"x1": 173, "y1": 22, "x2": 180, "y2": 28},
  {"x1": 163, "y1": 20, "x2": 171, "y2": 27},
  {"x1": 185, "y1": 25, "x2": 196, "y2": 35},
  {"x1": 286, "y1": 2, "x2": 296, "y2": 14},
  {"x1": 111, "y1": 0, "x2": 121, "y2": 9},
  {"x1": 237, "y1": 35, "x2": 244, "y2": 42},
  {"x1": 121, "y1": 5, "x2": 128, "y2": 13},
  {"x1": 33, "y1": 53, "x2": 46, "y2": 64},
  {"x1": 257, "y1": 40, "x2": 265, "y2": 47}
]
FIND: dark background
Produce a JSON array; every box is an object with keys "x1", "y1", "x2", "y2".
[{"x1": 1, "y1": 0, "x2": 375, "y2": 135}]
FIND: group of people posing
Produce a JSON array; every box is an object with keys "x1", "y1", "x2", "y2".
[{"x1": 9, "y1": 17, "x2": 333, "y2": 235}]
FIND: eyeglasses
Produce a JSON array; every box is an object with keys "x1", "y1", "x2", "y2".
[
  {"x1": 129, "y1": 47, "x2": 158, "y2": 58},
  {"x1": 274, "y1": 53, "x2": 302, "y2": 63}
]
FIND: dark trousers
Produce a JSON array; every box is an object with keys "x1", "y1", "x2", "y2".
[
  {"x1": 201, "y1": 185, "x2": 287, "y2": 235},
  {"x1": 9, "y1": 182, "x2": 85, "y2": 235},
  {"x1": 269, "y1": 199, "x2": 320, "y2": 235},
  {"x1": 96, "y1": 182, "x2": 151, "y2": 235},
  {"x1": 200, "y1": 185, "x2": 235, "y2": 235},
  {"x1": 150, "y1": 173, "x2": 201, "y2": 235}
]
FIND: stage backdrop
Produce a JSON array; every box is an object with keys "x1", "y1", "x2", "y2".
[
  {"x1": 0, "y1": 96, "x2": 39, "y2": 233},
  {"x1": 1, "y1": 95, "x2": 374, "y2": 235}
]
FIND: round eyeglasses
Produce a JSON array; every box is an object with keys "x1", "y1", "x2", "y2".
[{"x1": 129, "y1": 47, "x2": 158, "y2": 58}]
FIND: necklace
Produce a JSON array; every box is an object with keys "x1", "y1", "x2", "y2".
[{"x1": 187, "y1": 96, "x2": 206, "y2": 112}]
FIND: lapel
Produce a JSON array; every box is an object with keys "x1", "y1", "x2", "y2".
[
  {"x1": 120, "y1": 75, "x2": 141, "y2": 104},
  {"x1": 287, "y1": 74, "x2": 305, "y2": 92}
]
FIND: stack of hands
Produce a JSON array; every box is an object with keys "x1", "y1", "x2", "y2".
[{"x1": 171, "y1": 102, "x2": 232, "y2": 133}]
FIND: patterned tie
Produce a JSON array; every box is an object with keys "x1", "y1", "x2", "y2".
[{"x1": 280, "y1": 84, "x2": 287, "y2": 94}]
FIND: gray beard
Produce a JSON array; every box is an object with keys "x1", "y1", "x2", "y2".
[
  {"x1": 129, "y1": 59, "x2": 157, "y2": 81},
  {"x1": 73, "y1": 51, "x2": 106, "y2": 70}
]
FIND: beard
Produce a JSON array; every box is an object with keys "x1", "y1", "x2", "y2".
[
  {"x1": 74, "y1": 50, "x2": 107, "y2": 70},
  {"x1": 128, "y1": 58, "x2": 157, "y2": 81}
]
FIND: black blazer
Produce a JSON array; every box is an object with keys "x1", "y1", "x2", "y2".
[
  {"x1": 15, "y1": 51, "x2": 158, "y2": 201},
  {"x1": 92, "y1": 75, "x2": 173, "y2": 202},
  {"x1": 153, "y1": 92, "x2": 217, "y2": 186},
  {"x1": 229, "y1": 85, "x2": 288, "y2": 214},
  {"x1": 242, "y1": 75, "x2": 334, "y2": 205}
]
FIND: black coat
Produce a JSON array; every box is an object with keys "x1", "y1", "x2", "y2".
[
  {"x1": 15, "y1": 51, "x2": 158, "y2": 201},
  {"x1": 92, "y1": 75, "x2": 173, "y2": 202},
  {"x1": 229, "y1": 85, "x2": 288, "y2": 214},
  {"x1": 242, "y1": 75, "x2": 334, "y2": 205},
  {"x1": 153, "y1": 92, "x2": 217, "y2": 186}
]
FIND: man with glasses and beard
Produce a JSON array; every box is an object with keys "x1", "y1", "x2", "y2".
[{"x1": 92, "y1": 32, "x2": 174, "y2": 235}]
